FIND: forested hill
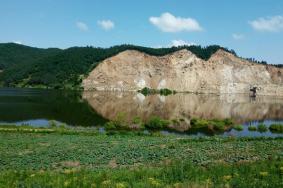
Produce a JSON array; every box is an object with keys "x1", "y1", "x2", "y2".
[
  {"x1": 0, "y1": 43, "x2": 61, "y2": 70},
  {"x1": 0, "y1": 43, "x2": 280, "y2": 90}
]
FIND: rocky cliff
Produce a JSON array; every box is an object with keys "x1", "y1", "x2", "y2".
[{"x1": 83, "y1": 49, "x2": 283, "y2": 96}]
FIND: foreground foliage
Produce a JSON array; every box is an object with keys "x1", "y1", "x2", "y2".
[
  {"x1": 0, "y1": 127, "x2": 283, "y2": 187},
  {"x1": 0, "y1": 159, "x2": 282, "y2": 188},
  {"x1": 0, "y1": 128, "x2": 282, "y2": 170}
]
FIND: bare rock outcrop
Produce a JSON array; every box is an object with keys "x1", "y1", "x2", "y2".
[{"x1": 83, "y1": 49, "x2": 283, "y2": 96}]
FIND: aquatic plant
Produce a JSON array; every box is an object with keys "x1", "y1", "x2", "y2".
[
  {"x1": 269, "y1": 124, "x2": 283, "y2": 133},
  {"x1": 211, "y1": 119, "x2": 233, "y2": 131},
  {"x1": 233, "y1": 125, "x2": 244, "y2": 131},
  {"x1": 190, "y1": 118, "x2": 209, "y2": 128},
  {"x1": 213, "y1": 123, "x2": 226, "y2": 131},
  {"x1": 145, "y1": 116, "x2": 170, "y2": 129},
  {"x1": 248, "y1": 126, "x2": 257, "y2": 131},
  {"x1": 190, "y1": 118, "x2": 233, "y2": 131},
  {"x1": 258, "y1": 124, "x2": 268, "y2": 132}
]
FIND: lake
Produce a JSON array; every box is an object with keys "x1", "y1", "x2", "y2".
[{"x1": 1, "y1": 88, "x2": 283, "y2": 137}]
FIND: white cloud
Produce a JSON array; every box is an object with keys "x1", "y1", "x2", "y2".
[
  {"x1": 149, "y1": 12, "x2": 202, "y2": 32},
  {"x1": 13, "y1": 41, "x2": 22, "y2": 44},
  {"x1": 97, "y1": 20, "x2": 115, "y2": 30},
  {"x1": 155, "y1": 40, "x2": 196, "y2": 48},
  {"x1": 232, "y1": 33, "x2": 244, "y2": 40},
  {"x1": 76, "y1": 21, "x2": 89, "y2": 31},
  {"x1": 249, "y1": 16, "x2": 283, "y2": 32},
  {"x1": 171, "y1": 40, "x2": 195, "y2": 47}
]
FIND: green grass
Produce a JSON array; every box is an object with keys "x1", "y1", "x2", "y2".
[
  {"x1": 0, "y1": 126, "x2": 283, "y2": 187},
  {"x1": 0, "y1": 160, "x2": 282, "y2": 188}
]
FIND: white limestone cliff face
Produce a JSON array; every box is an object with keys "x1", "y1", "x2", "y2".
[{"x1": 82, "y1": 49, "x2": 283, "y2": 96}]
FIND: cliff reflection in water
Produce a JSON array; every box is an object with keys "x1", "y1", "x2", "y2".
[{"x1": 83, "y1": 91, "x2": 283, "y2": 124}]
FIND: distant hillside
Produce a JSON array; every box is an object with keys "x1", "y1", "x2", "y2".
[
  {"x1": 0, "y1": 43, "x2": 61, "y2": 69},
  {"x1": 0, "y1": 43, "x2": 281, "y2": 90}
]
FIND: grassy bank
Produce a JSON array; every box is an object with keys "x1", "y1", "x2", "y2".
[
  {"x1": 1, "y1": 160, "x2": 282, "y2": 188},
  {"x1": 0, "y1": 126, "x2": 282, "y2": 187}
]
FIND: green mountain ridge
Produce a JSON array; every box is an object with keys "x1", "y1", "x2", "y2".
[{"x1": 0, "y1": 43, "x2": 281, "y2": 90}]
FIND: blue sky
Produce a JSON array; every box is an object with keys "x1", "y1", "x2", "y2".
[{"x1": 0, "y1": 0, "x2": 283, "y2": 64}]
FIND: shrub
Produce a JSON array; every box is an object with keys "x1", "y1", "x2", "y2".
[
  {"x1": 190, "y1": 118, "x2": 209, "y2": 128},
  {"x1": 257, "y1": 124, "x2": 268, "y2": 132},
  {"x1": 223, "y1": 118, "x2": 234, "y2": 125},
  {"x1": 145, "y1": 116, "x2": 170, "y2": 129},
  {"x1": 210, "y1": 119, "x2": 227, "y2": 131},
  {"x1": 248, "y1": 126, "x2": 257, "y2": 131},
  {"x1": 105, "y1": 112, "x2": 128, "y2": 130},
  {"x1": 138, "y1": 87, "x2": 176, "y2": 96},
  {"x1": 132, "y1": 116, "x2": 142, "y2": 124},
  {"x1": 269, "y1": 124, "x2": 283, "y2": 133},
  {"x1": 48, "y1": 120, "x2": 57, "y2": 128},
  {"x1": 131, "y1": 116, "x2": 144, "y2": 130},
  {"x1": 233, "y1": 125, "x2": 244, "y2": 131},
  {"x1": 105, "y1": 121, "x2": 117, "y2": 130},
  {"x1": 213, "y1": 123, "x2": 225, "y2": 131}
]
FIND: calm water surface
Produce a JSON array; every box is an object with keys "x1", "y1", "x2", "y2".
[{"x1": 1, "y1": 88, "x2": 283, "y2": 137}]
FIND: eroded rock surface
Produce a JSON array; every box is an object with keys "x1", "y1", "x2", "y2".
[{"x1": 83, "y1": 49, "x2": 283, "y2": 96}]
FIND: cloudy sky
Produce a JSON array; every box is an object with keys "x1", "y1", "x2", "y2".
[{"x1": 0, "y1": 0, "x2": 283, "y2": 64}]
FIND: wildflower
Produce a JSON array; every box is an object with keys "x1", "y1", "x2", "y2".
[
  {"x1": 148, "y1": 177, "x2": 161, "y2": 187},
  {"x1": 259, "y1": 172, "x2": 269, "y2": 177},
  {"x1": 223, "y1": 175, "x2": 232, "y2": 181},
  {"x1": 102, "y1": 180, "x2": 111, "y2": 186},
  {"x1": 63, "y1": 169, "x2": 73, "y2": 174},
  {"x1": 205, "y1": 178, "x2": 212, "y2": 185},
  {"x1": 64, "y1": 181, "x2": 70, "y2": 187}
]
